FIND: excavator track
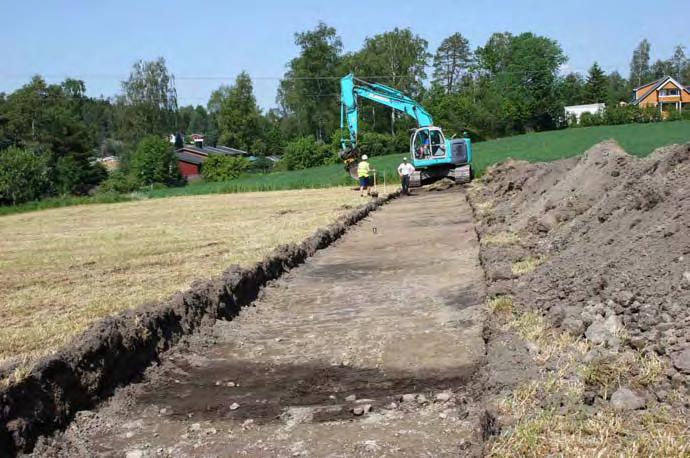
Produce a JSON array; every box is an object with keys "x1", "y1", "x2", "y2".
[
  {"x1": 449, "y1": 165, "x2": 472, "y2": 184},
  {"x1": 409, "y1": 171, "x2": 422, "y2": 188}
]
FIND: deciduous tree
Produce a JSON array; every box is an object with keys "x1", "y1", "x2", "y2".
[
  {"x1": 215, "y1": 72, "x2": 261, "y2": 151},
  {"x1": 630, "y1": 39, "x2": 651, "y2": 87},
  {"x1": 118, "y1": 58, "x2": 178, "y2": 143},
  {"x1": 278, "y1": 23, "x2": 343, "y2": 142},
  {"x1": 129, "y1": 135, "x2": 180, "y2": 185}
]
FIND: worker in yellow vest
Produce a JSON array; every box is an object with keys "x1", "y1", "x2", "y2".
[{"x1": 357, "y1": 155, "x2": 371, "y2": 197}]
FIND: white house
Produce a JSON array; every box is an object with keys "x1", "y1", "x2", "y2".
[{"x1": 564, "y1": 103, "x2": 606, "y2": 123}]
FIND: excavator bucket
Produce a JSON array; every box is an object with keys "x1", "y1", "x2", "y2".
[{"x1": 339, "y1": 147, "x2": 360, "y2": 180}]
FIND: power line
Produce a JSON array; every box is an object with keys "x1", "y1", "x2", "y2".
[{"x1": 0, "y1": 69, "x2": 594, "y2": 82}]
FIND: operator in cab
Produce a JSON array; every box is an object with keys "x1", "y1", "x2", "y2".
[
  {"x1": 397, "y1": 157, "x2": 415, "y2": 195},
  {"x1": 358, "y1": 155, "x2": 371, "y2": 197}
]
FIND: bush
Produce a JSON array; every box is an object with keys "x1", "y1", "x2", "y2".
[
  {"x1": 0, "y1": 147, "x2": 51, "y2": 205},
  {"x1": 54, "y1": 155, "x2": 107, "y2": 195},
  {"x1": 604, "y1": 105, "x2": 640, "y2": 125},
  {"x1": 282, "y1": 136, "x2": 335, "y2": 170},
  {"x1": 639, "y1": 105, "x2": 662, "y2": 123},
  {"x1": 130, "y1": 136, "x2": 181, "y2": 186},
  {"x1": 201, "y1": 155, "x2": 251, "y2": 181},
  {"x1": 250, "y1": 154, "x2": 274, "y2": 173},
  {"x1": 579, "y1": 111, "x2": 604, "y2": 127},
  {"x1": 357, "y1": 132, "x2": 393, "y2": 157},
  {"x1": 664, "y1": 107, "x2": 683, "y2": 122},
  {"x1": 97, "y1": 170, "x2": 141, "y2": 194}
]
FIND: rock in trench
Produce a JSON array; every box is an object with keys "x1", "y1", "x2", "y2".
[{"x1": 610, "y1": 387, "x2": 646, "y2": 411}]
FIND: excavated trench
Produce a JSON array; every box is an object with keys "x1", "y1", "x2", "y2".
[{"x1": 3, "y1": 188, "x2": 499, "y2": 457}]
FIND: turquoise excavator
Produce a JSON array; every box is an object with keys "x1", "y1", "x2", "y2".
[{"x1": 339, "y1": 74, "x2": 473, "y2": 187}]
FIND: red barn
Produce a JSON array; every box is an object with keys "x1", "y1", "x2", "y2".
[
  {"x1": 175, "y1": 143, "x2": 252, "y2": 181},
  {"x1": 177, "y1": 151, "x2": 204, "y2": 179}
]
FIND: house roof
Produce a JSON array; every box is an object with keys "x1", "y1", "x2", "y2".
[
  {"x1": 176, "y1": 151, "x2": 205, "y2": 165},
  {"x1": 178, "y1": 144, "x2": 251, "y2": 157},
  {"x1": 633, "y1": 77, "x2": 664, "y2": 91},
  {"x1": 632, "y1": 76, "x2": 690, "y2": 105}
]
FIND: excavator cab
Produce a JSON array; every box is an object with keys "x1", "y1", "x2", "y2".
[{"x1": 411, "y1": 127, "x2": 447, "y2": 161}]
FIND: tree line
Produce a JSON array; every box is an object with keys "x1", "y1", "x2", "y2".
[{"x1": 1, "y1": 24, "x2": 689, "y2": 205}]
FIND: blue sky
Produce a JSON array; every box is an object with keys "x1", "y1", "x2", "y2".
[{"x1": 1, "y1": 0, "x2": 688, "y2": 109}]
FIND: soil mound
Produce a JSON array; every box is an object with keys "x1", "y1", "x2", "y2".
[{"x1": 474, "y1": 140, "x2": 690, "y2": 394}]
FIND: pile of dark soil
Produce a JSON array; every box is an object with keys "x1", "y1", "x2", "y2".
[{"x1": 472, "y1": 140, "x2": 690, "y2": 398}]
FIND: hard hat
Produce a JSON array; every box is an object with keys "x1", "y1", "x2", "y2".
[{"x1": 361, "y1": 155, "x2": 368, "y2": 160}]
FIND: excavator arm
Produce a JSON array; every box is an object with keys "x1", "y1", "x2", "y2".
[{"x1": 340, "y1": 74, "x2": 433, "y2": 154}]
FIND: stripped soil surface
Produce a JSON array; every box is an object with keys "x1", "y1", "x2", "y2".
[{"x1": 30, "y1": 189, "x2": 489, "y2": 457}]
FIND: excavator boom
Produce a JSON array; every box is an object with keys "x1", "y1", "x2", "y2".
[{"x1": 340, "y1": 74, "x2": 433, "y2": 152}]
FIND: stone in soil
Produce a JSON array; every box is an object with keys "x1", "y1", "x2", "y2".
[
  {"x1": 672, "y1": 348, "x2": 690, "y2": 374},
  {"x1": 610, "y1": 387, "x2": 646, "y2": 411},
  {"x1": 352, "y1": 404, "x2": 371, "y2": 416}
]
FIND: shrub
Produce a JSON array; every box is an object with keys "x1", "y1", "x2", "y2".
[
  {"x1": 664, "y1": 107, "x2": 683, "y2": 122},
  {"x1": 129, "y1": 135, "x2": 180, "y2": 186},
  {"x1": 283, "y1": 136, "x2": 335, "y2": 170},
  {"x1": 393, "y1": 131, "x2": 411, "y2": 154},
  {"x1": 201, "y1": 155, "x2": 250, "y2": 181},
  {"x1": 0, "y1": 147, "x2": 51, "y2": 205},
  {"x1": 54, "y1": 155, "x2": 107, "y2": 195},
  {"x1": 97, "y1": 170, "x2": 141, "y2": 194},
  {"x1": 639, "y1": 105, "x2": 662, "y2": 123},
  {"x1": 604, "y1": 105, "x2": 640, "y2": 125},
  {"x1": 579, "y1": 112, "x2": 604, "y2": 127},
  {"x1": 250, "y1": 154, "x2": 274, "y2": 173},
  {"x1": 357, "y1": 132, "x2": 394, "y2": 157}
]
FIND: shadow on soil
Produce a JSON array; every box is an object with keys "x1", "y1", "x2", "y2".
[{"x1": 136, "y1": 358, "x2": 478, "y2": 424}]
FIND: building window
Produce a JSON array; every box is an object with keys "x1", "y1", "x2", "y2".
[{"x1": 659, "y1": 88, "x2": 680, "y2": 97}]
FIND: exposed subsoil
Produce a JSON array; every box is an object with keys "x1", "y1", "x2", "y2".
[
  {"x1": 1, "y1": 194, "x2": 399, "y2": 456},
  {"x1": 470, "y1": 141, "x2": 690, "y2": 425},
  {"x1": 28, "y1": 189, "x2": 491, "y2": 457}
]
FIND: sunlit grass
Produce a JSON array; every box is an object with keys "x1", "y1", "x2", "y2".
[
  {"x1": 0, "y1": 187, "x2": 365, "y2": 364},
  {"x1": 483, "y1": 231, "x2": 520, "y2": 246},
  {"x1": 3, "y1": 121, "x2": 688, "y2": 217},
  {"x1": 511, "y1": 256, "x2": 544, "y2": 275}
]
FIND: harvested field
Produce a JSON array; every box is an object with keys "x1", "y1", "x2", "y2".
[
  {"x1": 470, "y1": 141, "x2": 690, "y2": 455},
  {"x1": 0, "y1": 188, "x2": 363, "y2": 365}
]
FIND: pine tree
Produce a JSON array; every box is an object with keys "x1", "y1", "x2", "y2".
[
  {"x1": 584, "y1": 62, "x2": 607, "y2": 103},
  {"x1": 432, "y1": 33, "x2": 473, "y2": 93}
]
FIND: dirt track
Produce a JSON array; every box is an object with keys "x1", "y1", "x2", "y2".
[{"x1": 32, "y1": 189, "x2": 487, "y2": 457}]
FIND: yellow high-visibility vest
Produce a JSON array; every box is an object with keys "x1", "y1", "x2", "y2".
[{"x1": 358, "y1": 161, "x2": 370, "y2": 178}]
